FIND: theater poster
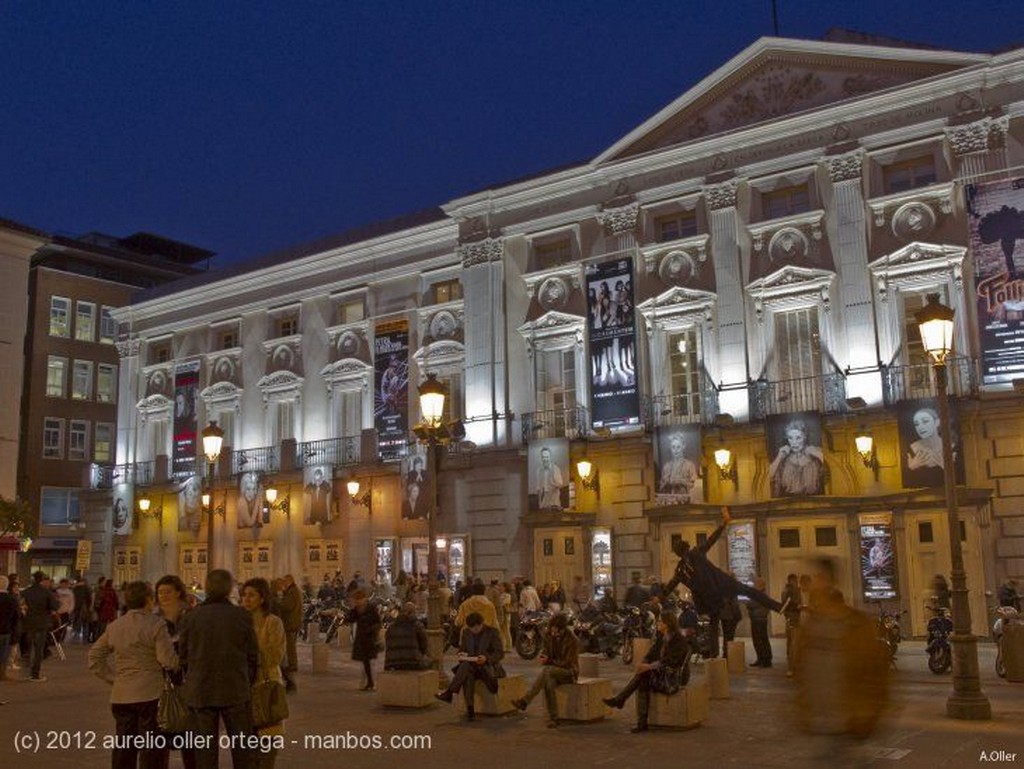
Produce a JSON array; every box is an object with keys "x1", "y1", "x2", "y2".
[
  {"x1": 726, "y1": 521, "x2": 757, "y2": 588},
  {"x1": 374, "y1": 320, "x2": 409, "y2": 461},
  {"x1": 967, "y1": 177, "x2": 1024, "y2": 385},
  {"x1": 173, "y1": 360, "x2": 200, "y2": 475},
  {"x1": 859, "y1": 513, "x2": 897, "y2": 601},
  {"x1": 585, "y1": 256, "x2": 639, "y2": 429}
]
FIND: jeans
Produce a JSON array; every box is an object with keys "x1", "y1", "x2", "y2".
[
  {"x1": 446, "y1": 661, "x2": 498, "y2": 711},
  {"x1": 112, "y1": 699, "x2": 163, "y2": 769},
  {"x1": 751, "y1": 619, "x2": 772, "y2": 665},
  {"x1": 610, "y1": 669, "x2": 655, "y2": 726},
  {"x1": 522, "y1": 665, "x2": 574, "y2": 718},
  {"x1": 190, "y1": 701, "x2": 255, "y2": 769},
  {"x1": 28, "y1": 630, "x2": 48, "y2": 679}
]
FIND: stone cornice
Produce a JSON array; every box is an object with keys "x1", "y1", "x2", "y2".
[
  {"x1": 747, "y1": 210, "x2": 825, "y2": 253},
  {"x1": 639, "y1": 234, "x2": 709, "y2": 276},
  {"x1": 822, "y1": 150, "x2": 864, "y2": 182},
  {"x1": 944, "y1": 115, "x2": 1009, "y2": 156},
  {"x1": 597, "y1": 203, "x2": 640, "y2": 235},
  {"x1": 116, "y1": 338, "x2": 141, "y2": 358},
  {"x1": 458, "y1": 237, "x2": 504, "y2": 267},
  {"x1": 866, "y1": 182, "x2": 955, "y2": 228}
]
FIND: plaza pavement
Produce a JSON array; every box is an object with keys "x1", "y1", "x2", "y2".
[{"x1": 1, "y1": 636, "x2": 1021, "y2": 769}]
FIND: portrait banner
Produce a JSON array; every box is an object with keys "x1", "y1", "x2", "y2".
[
  {"x1": 374, "y1": 320, "x2": 409, "y2": 461},
  {"x1": 897, "y1": 397, "x2": 965, "y2": 488},
  {"x1": 527, "y1": 438, "x2": 570, "y2": 512},
  {"x1": 236, "y1": 472, "x2": 264, "y2": 529},
  {"x1": 178, "y1": 474, "x2": 204, "y2": 534},
  {"x1": 765, "y1": 411, "x2": 826, "y2": 497},
  {"x1": 585, "y1": 256, "x2": 640, "y2": 429},
  {"x1": 172, "y1": 360, "x2": 200, "y2": 475},
  {"x1": 654, "y1": 424, "x2": 703, "y2": 506},
  {"x1": 967, "y1": 178, "x2": 1024, "y2": 385},
  {"x1": 304, "y1": 465, "x2": 333, "y2": 525},
  {"x1": 400, "y1": 444, "x2": 429, "y2": 520},
  {"x1": 111, "y1": 483, "x2": 133, "y2": 536},
  {"x1": 859, "y1": 513, "x2": 897, "y2": 601}
]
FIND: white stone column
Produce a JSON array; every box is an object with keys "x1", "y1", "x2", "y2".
[
  {"x1": 945, "y1": 116, "x2": 1010, "y2": 184},
  {"x1": 115, "y1": 337, "x2": 142, "y2": 466}
]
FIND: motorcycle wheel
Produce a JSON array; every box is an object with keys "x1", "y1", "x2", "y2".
[
  {"x1": 622, "y1": 635, "x2": 634, "y2": 665},
  {"x1": 515, "y1": 630, "x2": 540, "y2": 660},
  {"x1": 928, "y1": 647, "x2": 951, "y2": 674}
]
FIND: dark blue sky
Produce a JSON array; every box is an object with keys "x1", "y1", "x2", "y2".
[{"x1": 3, "y1": 2, "x2": 1021, "y2": 267}]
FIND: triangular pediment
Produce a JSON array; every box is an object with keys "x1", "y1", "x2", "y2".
[
  {"x1": 747, "y1": 265, "x2": 834, "y2": 295},
  {"x1": 868, "y1": 241, "x2": 966, "y2": 274},
  {"x1": 637, "y1": 286, "x2": 717, "y2": 313},
  {"x1": 597, "y1": 37, "x2": 987, "y2": 162}
]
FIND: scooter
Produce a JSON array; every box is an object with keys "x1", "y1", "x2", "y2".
[
  {"x1": 515, "y1": 609, "x2": 551, "y2": 660},
  {"x1": 573, "y1": 605, "x2": 624, "y2": 658},
  {"x1": 620, "y1": 606, "x2": 656, "y2": 665},
  {"x1": 925, "y1": 604, "x2": 953, "y2": 674},
  {"x1": 873, "y1": 601, "x2": 905, "y2": 666}
]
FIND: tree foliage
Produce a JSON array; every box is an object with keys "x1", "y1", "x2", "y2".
[{"x1": 0, "y1": 495, "x2": 35, "y2": 541}]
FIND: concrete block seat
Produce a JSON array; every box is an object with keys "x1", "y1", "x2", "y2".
[
  {"x1": 578, "y1": 654, "x2": 602, "y2": 678},
  {"x1": 377, "y1": 669, "x2": 439, "y2": 708},
  {"x1": 455, "y1": 675, "x2": 526, "y2": 716},
  {"x1": 647, "y1": 680, "x2": 711, "y2": 730},
  {"x1": 553, "y1": 677, "x2": 613, "y2": 722}
]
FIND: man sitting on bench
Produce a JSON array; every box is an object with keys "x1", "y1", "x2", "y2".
[{"x1": 511, "y1": 613, "x2": 578, "y2": 728}]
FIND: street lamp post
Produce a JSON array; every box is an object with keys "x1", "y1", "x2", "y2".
[
  {"x1": 201, "y1": 421, "x2": 224, "y2": 578},
  {"x1": 915, "y1": 295, "x2": 991, "y2": 720},
  {"x1": 414, "y1": 374, "x2": 449, "y2": 673}
]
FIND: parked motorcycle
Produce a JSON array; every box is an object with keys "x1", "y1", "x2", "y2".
[
  {"x1": 573, "y1": 605, "x2": 624, "y2": 658},
  {"x1": 925, "y1": 604, "x2": 953, "y2": 674},
  {"x1": 690, "y1": 613, "x2": 717, "y2": 661},
  {"x1": 873, "y1": 601, "x2": 905, "y2": 665},
  {"x1": 620, "y1": 606, "x2": 656, "y2": 665},
  {"x1": 992, "y1": 604, "x2": 1022, "y2": 679},
  {"x1": 515, "y1": 610, "x2": 551, "y2": 660}
]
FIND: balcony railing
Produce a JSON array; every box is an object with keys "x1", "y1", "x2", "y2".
[
  {"x1": 882, "y1": 355, "x2": 979, "y2": 405},
  {"x1": 749, "y1": 365, "x2": 847, "y2": 420},
  {"x1": 297, "y1": 437, "x2": 361, "y2": 469},
  {"x1": 643, "y1": 369, "x2": 719, "y2": 428},
  {"x1": 231, "y1": 445, "x2": 280, "y2": 477},
  {"x1": 521, "y1": 405, "x2": 588, "y2": 443},
  {"x1": 90, "y1": 461, "x2": 159, "y2": 490}
]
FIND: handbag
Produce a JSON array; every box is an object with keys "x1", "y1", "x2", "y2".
[
  {"x1": 649, "y1": 665, "x2": 682, "y2": 696},
  {"x1": 251, "y1": 677, "x2": 289, "y2": 729},
  {"x1": 157, "y1": 674, "x2": 190, "y2": 733}
]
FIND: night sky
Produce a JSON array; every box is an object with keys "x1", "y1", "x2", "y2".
[{"x1": 3, "y1": 2, "x2": 1021, "y2": 267}]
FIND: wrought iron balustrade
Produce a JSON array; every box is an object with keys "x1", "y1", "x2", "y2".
[
  {"x1": 882, "y1": 355, "x2": 979, "y2": 405},
  {"x1": 298, "y1": 437, "x2": 361, "y2": 469},
  {"x1": 643, "y1": 369, "x2": 719, "y2": 428},
  {"x1": 231, "y1": 445, "x2": 280, "y2": 476},
  {"x1": 521, "y1": 405, "x2": 588, "y2": 443},
  {"x1": 749, "y1": 366, "x2": 847, "y2": 420}
]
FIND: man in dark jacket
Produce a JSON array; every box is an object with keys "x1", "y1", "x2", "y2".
[
  {"x1": 434, "y1": 612, "x2": 504, "y2": 720},
  {"x1": 0, "y1": 575, "x2": 21, "y2": 683},
  {"x1": 747, "y1": 576, "x2": 773, "y2": 667},
  {"x1": 512, "y1": 612, "x2": 578, "y2": 727},
  {"x1": 384, "y1": 603, "x2": 430, "y2": 670},
  {"x1": 21, "y1": 571, "x2": 59, "y2": 682},
  {"x1": 278, "y1": 574, "x2": 303, "y2": 692},
  {"x1": 663, "y1": 508, "x2": 782, "y2": 659},
  {"x1": 178, "y1": 569, "x2": 259, "y2": 769}
]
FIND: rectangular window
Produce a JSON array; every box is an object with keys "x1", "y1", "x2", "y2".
[
  {"x1": 763, "y1": 184, "x2": 811, "y2": 220},
  {"x1": 97, "y1": 363, "x2": 117, "y2": 403},
  {"x1": 220, "y1": 329, "x2": 239, "y2": 350},
  {"x1": 149, "y1": 419, "x2": 168, "y2": 459},
  {"x1": 43, "y1": 417, "x2": 64, "y2": 459},
  {"x1": 94, "y1": 423, "x2": 113, "y2": 463},
  {"x1": 433, "y1": 279, "x2": 462, "y2": 304},
  {"x1": 100, "y1": 307, "x2": 117, "y2": 344},
  {"x1": 277, "y1": 316, "x2": 299, "y2": 338},
  {"x1": 815, "y1": 526, "x2": 838, "y2": 547},
  {"x1": 69, "y1": 420, "x2": 89, "y2": 461},
  {"x1": 537, "y1": 348, "x2": 577, "y2": 436},
  {"x1": 75, "y1": 301, "x2": 96, "y2": 342},
  {"x1": 50, "y1": 296, "x2": 70, "y2": 337},
  {"x1": 779, "y1": 528, "x2": 801, "y2": 548},
  {"x1": 918, "y1": 521, "x2": 934, "y2": 543},
  {"x1": 337, "y1": 299, "x2": 365, "y2": 325},
  {"x1": 654, "y1": 211, "x2": 698, "y2": 242},
  {"x1": 338, "y1": 390, "x2": 362, "y2": 438},
  {"x1": 667, "y1": 328, "x2": 701, "y2": 417},
  {"x1": 46, "y1": 356, "x2": 67, "y2": 398},
  {"x1": 535, "y1": 240, "x2": 572, "y2": 270},
  {"x1": 72, "y1": 360, "x2": 93, "y2": 400},
  {"x1": 40, "y1": 487, "x2": 80, "y2": 525},
  {"x1": 884, "y1": 156, "x2": 937, "y2": 194},
  {"x1": 150, "y1": 342, "x2": 171, "y2": 364},
  {"x1": 772, "y1": 306, "x2": 822, "y2": 410},
  {"x1": 441, "y1": 372, "x2": 464, "y2": 423},
  {"x1": 274, "y1": 401, "x2": 295, "y2": 443}
]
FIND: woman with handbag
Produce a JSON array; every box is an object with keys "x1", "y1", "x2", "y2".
[
  {"x1": 154, "y1": 575, "x2": 195, "y2": 769},
  {"x1": 241, "y1": 578, "x2": 287, "y2": 769},
  {"x1": 602, "y1": 611, "x2": 690, "y2": 732},
  {"x1": 88, "y1": 581, "x2": 179, "y2": 769},
  {"x1": 347, "y1": 589, "x2": 381, "y2": 691}
]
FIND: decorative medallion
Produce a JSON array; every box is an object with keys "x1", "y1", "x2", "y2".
[
  {"x1": 891, "y1": 202, "x2": 936, "y2": 242},
  {"x1": 148, "y1": 370, "x2": 167, "y2": 392},
  {"x1": 768, "y1": 227, "x2": 808, "y2": 262},
  {"x1": 659, "y1": 250, "x2": 699, "y2": 285},
  {"x1": 337, "y1": 330, "x2": 360, "y2": 356},
  {"x1": 271, "y1": 344, "x2": 294, "y2": 369},
  {"x1": 429, "y1": 310, "x2": 458, "y2": 339},
  {"x1": 213, "y1": 356, "x2": 235, "y2": 382},
  {"x1": 538, "y1": 277, "x2": 569, "y2": 310}
]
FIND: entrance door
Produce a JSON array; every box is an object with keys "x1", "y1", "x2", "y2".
[
  {"x1": 905, "y1": 511, "x2": 986, "y2": 636},
  {"x1": 533, "y1": 527, "x2": 584, "y2": 595},
  {"x1": 766, "y1": 516, "x2": 851, "y2": 635},
  {"x1": 658, "y1": 523, "x2": 727, "y2": 585}
]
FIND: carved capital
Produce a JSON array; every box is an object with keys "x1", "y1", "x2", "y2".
[
  {"x1": 116, "y1": 338, "x2": 141, "y2": 358},
  {"x1": 703, "y1": 181, "x2": 738, "y2": 211},
  {"x1": 823, "y1": 150, "x2": 863, "y2": 183},
  {"x1": 458, "y1": 237, "x2": 504, "y2": 268},
  {"x1": 945, "y1": 116, "x2": 1009, "y2": 156},
  {"x1": 597, "y1": 203, "x2": 640, "y2": 235}
]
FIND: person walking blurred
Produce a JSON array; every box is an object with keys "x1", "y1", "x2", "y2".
[
  {"x1": 178, "y1": 569, "x2": 259, "y2": 769},
  {"x1": 88, "y1": 581, "x2": 178, "y2": 769},
  {"x1": 241, "y1": 578, "x2": 286, "y2": 769},
  {"x1": 0, "y1": 575, "x2": 19, "y2": 682},
  {"x1": 154, "y1": 575, "x2": 195, "y2": 769},
  {"x1": 347, "y1": 589, "x2": 381, "y2": 691}
]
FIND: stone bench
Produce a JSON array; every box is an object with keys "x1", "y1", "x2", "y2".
[
  {"x1": 377, "y1": 669, "x2": 439, "y2": 708},
  {"x1": 705, "y1": 657, "x2": 730, "y2": 699},
  {"x1": 578, "y1": 653, "x2": 602, "y2": 678},
  {"x1": 647, "y1": 680, "x2": 710, "y2": 729},
  {"x1": 311, "y1": 643, "x2": 330, "y2": 673},
  {"x1": 553, "y1": 677, "x2": 612, "y2": 722},
  {"x1": 726, "y1": 640, "x2": 746, "y2": 674},
  {"x1": 455, "y1": 675, "x2": 526, "y2": 716}
]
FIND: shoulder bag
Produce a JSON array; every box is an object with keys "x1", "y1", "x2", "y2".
[{"x1": 157, "y1": 672, "x2": 190, "y2": 733}]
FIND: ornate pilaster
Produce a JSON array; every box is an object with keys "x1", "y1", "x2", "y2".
[
  {"x1": 458, "y1": 237, "x2": 504, "y2": 268},
  {"x1": 823, "y1": 150, "x2": 863, "y2": 183},
  {"x1": 703, "y1": 181, "x2": 738, "y2": 211},
  {"x1": 596, "y1": 203, "x2": 640, "y2": 235},
  {"x1": 116, "y1": 338, "x2": 140, "y2": 358},
  {"x1": 945, "y1": 116, "x2": 1008, "y2": 156}
]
